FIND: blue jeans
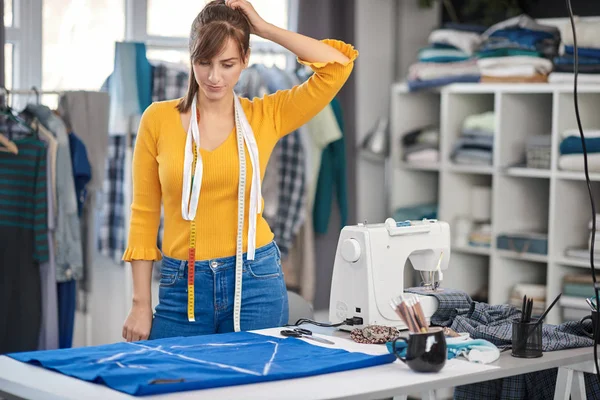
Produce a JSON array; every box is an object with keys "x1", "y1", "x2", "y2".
[{"x1": 148, "y1": 241, "x2": 289, "y2": 339}]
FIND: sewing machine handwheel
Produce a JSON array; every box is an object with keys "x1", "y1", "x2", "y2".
[{"x1": 341, "y1": 239, "x2": 361, "y2": 262}]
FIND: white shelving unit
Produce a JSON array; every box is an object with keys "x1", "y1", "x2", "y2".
[{"x1": 390, "y1": 82, "x2": 600, "y2": 325}]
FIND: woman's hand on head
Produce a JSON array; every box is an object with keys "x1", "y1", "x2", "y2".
[{"x1": 226, "y1": 0, "x2": 270, "y2": 37}]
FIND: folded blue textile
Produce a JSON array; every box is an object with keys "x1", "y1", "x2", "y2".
[
  {"x1": 407, "y1": 75, "x2": 480, "y2": 91},
  {"x1": 453, "y1": 135, "x2": 494, "y2": 152},
  {"x1": 553, "y1": 54, "x2": 600, "y2": 65},
  {"x1": 8, "y1": 331, "x2": 396, "y2": 396},
  {"x1": 417, "y1": 47, "x2": 471, "y2": 63},
  {"x1": 488, "y1": 28, "x2": 555, "y2": 47},
  {"x1": 560, "y1": 136, "x2": 600, "y2": 155},
  {"x1": 564, "y1": 45, "x2": 600, "y2": 59}
]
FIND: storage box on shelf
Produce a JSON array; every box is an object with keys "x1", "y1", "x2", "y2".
[
  {"x1": 498, "y1": 92, "x2": 553, "y2": 173},
  {"x1": 390, "y1": 82, "x2": 600, "y2": 325}
]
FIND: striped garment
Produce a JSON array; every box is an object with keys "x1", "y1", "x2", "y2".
[{"x1": 0, "y1": 136, "x2": 49, "y2": 263}]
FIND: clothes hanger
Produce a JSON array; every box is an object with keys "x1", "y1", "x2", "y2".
[
  {"x1": 0, "y1": 132, "x2": 18, "y2": 154},
  {"x1": 0, "y1": 88, "x2": 38, "y2": 139}
]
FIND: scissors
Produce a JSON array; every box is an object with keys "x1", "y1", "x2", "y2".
[{"x1": 280, "y1": 328, "x2": 335, "y2": 345}]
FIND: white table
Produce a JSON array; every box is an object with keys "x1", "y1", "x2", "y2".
[{"x1": 0, "y1": 327, "x2": 596, "y2": 400}]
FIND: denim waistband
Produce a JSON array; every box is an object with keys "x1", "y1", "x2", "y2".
[{"x1": 161, "y1": 241, "x2": 278, "y2": 272}]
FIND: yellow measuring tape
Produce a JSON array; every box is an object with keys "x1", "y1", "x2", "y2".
[
  {"x1": 186, "y1": 105, "x2": 247, "y2": 329},
  {"x1": 187, "y1": 109, "x2": 199, "y2": 322}
]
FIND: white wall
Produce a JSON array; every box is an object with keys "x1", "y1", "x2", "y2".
[
  {"x1": 354, "y1": 0, "x2": 440, "y2": 222},
  {"x1": 355, "y1": 0, "x2": 396, "y2": 224}
]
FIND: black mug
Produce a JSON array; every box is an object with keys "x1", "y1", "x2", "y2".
[
  {"x1": 580, "y1": 310, "x2": 600, "y2": 344},
  {"x1": 391, "y1": 327, "x2": 447, "y2": 373}
]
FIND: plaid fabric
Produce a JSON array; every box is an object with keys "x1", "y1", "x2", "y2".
[
  {"x1": 406, "y1": 287, "x2": 600, "y2": 399},
  {"x1": 98, "y1": 135, "x2": 126, "y2": 262},
  {"x1": 406, "y1": 287, "x2": 594, "y2": 350},
  {"x1": 236, "y1": 65, "x2": 308, "y2": 258},
  {"x1": 98, "y1": 64, "x2": 188, "y2": 263},
  {"x1": 274, "y1": 131, "x2": 306, "y2": 257},
  {"x1": 151, "y1": 64, "x2": 188, "y2": 102},
  {"x1": 150, "y1": 64, "x2": 188, "y2": 251}
]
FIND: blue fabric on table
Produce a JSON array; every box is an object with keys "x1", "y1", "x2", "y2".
[{"x1": 7, "y1": 331, "x2": 396, "y2": 397}]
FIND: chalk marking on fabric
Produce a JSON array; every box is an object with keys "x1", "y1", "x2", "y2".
[
  {"x1": 263, "y1": 342, "x2": 280, "y2": 376},
  {"x1": 128, "y1": 343, "x2": 262, "y2": 376}
]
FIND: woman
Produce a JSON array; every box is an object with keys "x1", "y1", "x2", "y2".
[{"x1": 122, "y1": 0, "x2": 358, "y2": 341}]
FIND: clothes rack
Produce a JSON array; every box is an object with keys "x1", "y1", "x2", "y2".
[{"x1": 0, "y1": 89, "x2": 102, "y2": 350}]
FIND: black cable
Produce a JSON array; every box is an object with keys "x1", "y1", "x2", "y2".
[
  {"x1": 293, "y1": 318, "x2": 345, "y2": 327},
  {"x1": 292, "y1": 317, "x2": 364, "y2": 328},
  {"x1": 565, "y1": 0, "x2": 600, "y2": 384}
]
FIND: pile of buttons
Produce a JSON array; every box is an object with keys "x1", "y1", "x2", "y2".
[{"x1": 350, "y1": 325, "x2": 400, "y2": 344}]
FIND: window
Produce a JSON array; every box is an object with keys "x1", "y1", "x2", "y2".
[
  {"x1": 5, "y1": 43, "x2": 13, "y2": 89},
  {"x1": 41, "y1": 0, "x2": 126, "y2": 91},
  {"x1": 146, "y1": 0, "x2": 202, "y2": 38},
  {"x1": 147, "y1": 0, "x2": 288, "y2": 39},
  {"x1": 4, "y1": 0, "x2": 12, "y2": 27},
  {"x1": 146, "y1": 48, "x2": 190, "y2": 67}
]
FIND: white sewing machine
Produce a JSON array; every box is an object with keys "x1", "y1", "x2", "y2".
[{"x1": 329, "y1": 218, "x2": 450, "y2": 331}]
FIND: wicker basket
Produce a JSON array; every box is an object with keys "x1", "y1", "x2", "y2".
[{"x1": 526, "y1": 146, "x2": 551, "y2": 169}]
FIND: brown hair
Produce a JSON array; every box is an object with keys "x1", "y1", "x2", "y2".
[{"x1": 176, "y1": 0, "x2": 251, "y2": 113}]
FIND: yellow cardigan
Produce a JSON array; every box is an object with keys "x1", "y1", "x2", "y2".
[{"x1": 122, "y1": 39, "x2": 358, "y2": 262}]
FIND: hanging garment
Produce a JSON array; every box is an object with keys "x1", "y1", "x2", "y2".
[
  {"x1": 8, "y1": 331, "x2": 395, "y2": 396},
  {"x1": 25, "y1": 105, "x2": 83, "y2": 282},
  {"x1": 57, "y1": 91, "x2": 110, "y2": 292},
  {"x1": 275, "y1": 131, "x2": 306, "y2": 258},
  {"x1": 0, "y1": 136, "x2": 48, "y2": 354},
  {"x1": 107, "y1": 42, "x2": 152, "y2": 138},
  {"x1": 58, "y1": 91, "x2": 110, "y2": 193},
  {"x1": 236, "y1": 66, "x2": 279, "y2": 228},
  {"x1": 35, "y1": 121, "x2": 60, "y2": 351},
  {"x1": 151, "y1": 63, "x2": 189, "y2": 102},
  {"x1": 151, "y1": 63, "x2": 190, "y2": 251},
  {"x1": 100, "y1": 135, "x2": 127, "y2": 262},
  {"x1": 313, "y1": 97, "x2": 348, "y2": 234},
  {"x1": 99, "y1": 42, "x2": 153, "y2": 263},
  {"x1": 57, "y1": 279, "x2": 77, "y2": 349},
  {"x1": 68, "y1": 132, "x2": 92, "y2": 217},
  {"x1": 253, "y1": 65, "x2": 307, "y2": 258}
]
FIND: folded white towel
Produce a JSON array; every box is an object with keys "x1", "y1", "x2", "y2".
[
  {"x1": 558, "y1": 153, "x2": 600, "y2": 172},
  {"x1": 561, "y1": 128, "x2": 600, "y2": 139},
  {"x1": 428, "y1": 29, "x2": 483, "y2": 56},
  {"x1": 548, "y1": 72, "x2": 600, "y2": 85},
  {"x1": 406, "y1": 149, "x2": 439, "y2": 164},
  {"x1": 480, "y1": 65, "x2": 540, "y2": 77},
  {"x1": 559, "y1": 17, "x2": 600, "y2": 48},
  {"x1": 477, "y1": 56, "x2": 553, "y2": 75},
  {"x1": 408, "y1": 59, "x2": 479, "y2": 81}
]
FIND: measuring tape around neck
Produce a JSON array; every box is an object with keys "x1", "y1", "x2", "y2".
[{"x1": 185, "y1": 99, "x2": 247, "y2": 332}]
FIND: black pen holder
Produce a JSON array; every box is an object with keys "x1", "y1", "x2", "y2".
[{"x1": 511, "y1": 320, "x2": 543, "y2": 358}]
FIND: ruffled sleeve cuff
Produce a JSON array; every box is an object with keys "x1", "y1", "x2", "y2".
[
  {"x1": 122, "y1": 247, "x2": 163, "y2": 262},
  {"x1": 297, "y1": 39, "x2": 359, "y2": 70}
]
